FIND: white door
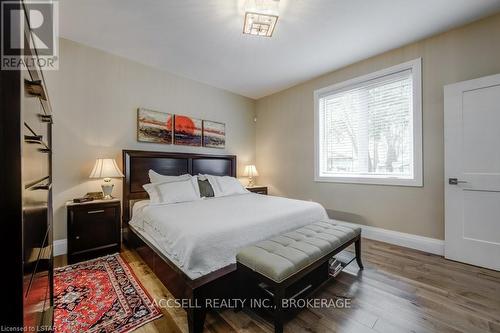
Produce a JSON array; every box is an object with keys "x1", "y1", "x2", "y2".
[{"x1": 444, "y1": 73, "x2": 500, "y2": 271}]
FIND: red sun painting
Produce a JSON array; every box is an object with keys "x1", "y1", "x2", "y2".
[{"x1": 174, "y1": 115, "x2": 202, "y2": 146}]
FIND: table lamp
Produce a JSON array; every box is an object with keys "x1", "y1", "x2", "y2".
[
  {"x1": 89, "y1": 158, "x2": 124, "y2": 199},
  {"x1": 243, "y1": 164, "x2": 259, "y2": 187}
]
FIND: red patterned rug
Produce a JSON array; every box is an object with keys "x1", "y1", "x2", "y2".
[{"x1": 54, "y1": 254, "x2": 162, "y2": 333}]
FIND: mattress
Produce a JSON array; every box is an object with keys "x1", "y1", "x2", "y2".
[{"x1": 129, "y1": 193, "x2": 328, "y2": 279}]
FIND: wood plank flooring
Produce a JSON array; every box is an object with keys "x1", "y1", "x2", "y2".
[{"x1": 55, "y1": 239, "x2": 500, "y2": 333}]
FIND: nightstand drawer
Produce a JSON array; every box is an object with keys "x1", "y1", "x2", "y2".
[
  {"x1": 67, "y1": 200, "x2": 121, "y2": 263},
  {"x1": 246, "y1": 186, "x2": 268, "y2": 195},
  {"x1": 71, "y1": 207, "x2": 118, "y2": 251},
  {"x1": 253, "y1": 189, "x2": 267, "y2": 195}
]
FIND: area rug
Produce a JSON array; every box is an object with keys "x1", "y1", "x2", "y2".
[{"x1": 54, "y1": 254, "x2": 162, "y2": 333}]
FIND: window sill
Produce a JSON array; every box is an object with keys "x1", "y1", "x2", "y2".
[{"x1": 314, "y1": 175, "x2": 423, "y2": 187}]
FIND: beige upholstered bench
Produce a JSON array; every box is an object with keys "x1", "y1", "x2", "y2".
[{"x1": 236, "y1": 220, "x2": 363, "y2": 333}]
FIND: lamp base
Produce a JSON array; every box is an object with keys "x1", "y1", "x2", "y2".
[
  {"x1": 247, "y1": 177, "x2": 255, "y2": 187},
  {"x1": 101, "y1": 183, "x2": 114, "y2": 200}
]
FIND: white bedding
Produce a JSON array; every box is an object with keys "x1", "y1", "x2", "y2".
[{"x1": 130, "y1": 193, "x2": 327, "y2": 279}]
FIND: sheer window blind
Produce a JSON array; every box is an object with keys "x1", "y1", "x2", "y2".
[{"x1": 316, "y1": 62, "x2": 421, "y2": 185}]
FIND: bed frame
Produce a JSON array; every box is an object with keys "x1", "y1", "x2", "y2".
[{"x1": 122, "y1": 150, "x2": 238, "y2": 333}]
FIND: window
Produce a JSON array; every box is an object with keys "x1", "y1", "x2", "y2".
[{"x1": 314, "y1": 59, "x2": 422, "y2": 186}]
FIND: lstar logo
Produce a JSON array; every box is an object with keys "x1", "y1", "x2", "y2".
[{"x1": 1, "y1": 0, "x2": 59, "y2": 70}]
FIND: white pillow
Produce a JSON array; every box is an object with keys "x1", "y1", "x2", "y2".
[
  {"x1": 143, "y1": 183, "x2": 161, "y2": 203},
  {"x1": 205, "y1": 175, "x2": 248, "y2": 197},
  {"x1": 148, "y1": 170, "x2": 191, "y2": 184},
  {"x1": 143, "y1": 177, "x2": 200, "y2": 204}
]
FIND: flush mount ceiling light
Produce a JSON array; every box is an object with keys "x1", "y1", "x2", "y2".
[{"x1": 243, "y1": 0, "x2": 279, "y2": 37}]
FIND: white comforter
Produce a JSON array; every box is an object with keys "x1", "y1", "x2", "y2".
[{"x1": 130, "y1": 193, "x2": 327, "y2": 279}]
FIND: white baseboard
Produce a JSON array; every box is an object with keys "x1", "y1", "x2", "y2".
[
  {"x1": 54, "y1": 239, "x2": 67, "y2": 256},
  {"x1": 336, "y1": 221, "x2": 444, "y2": 256}
]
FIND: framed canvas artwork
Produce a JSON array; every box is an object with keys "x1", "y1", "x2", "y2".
[
  {"x1": 137, "y1": 108, "x2": 173, "y2": 144},
  {"x1": 174, "y1": 115, "x2": 202, "y2": 146},
  {"x1": 203, "y1": 120, "x2": 225, "y2": 149}
]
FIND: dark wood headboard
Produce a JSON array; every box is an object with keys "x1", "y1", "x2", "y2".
[{"x1": 122, "y1": 150, "x2": 236, "y2": 223}]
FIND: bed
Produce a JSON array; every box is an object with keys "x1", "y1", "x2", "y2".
[
  {"x1": 130, "y1": 194, "x2": 327, "y2": 279},
  {"x1": 122, "y1": 150, "x2": 327, "y2": 333}
]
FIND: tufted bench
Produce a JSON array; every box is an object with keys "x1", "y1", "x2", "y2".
[{"x1": 236, "y1": 220, "x2": 363, "y2": 333}]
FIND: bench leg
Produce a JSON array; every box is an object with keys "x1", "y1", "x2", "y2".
[
  {"x1": 235, "y1": 264, "x2": 248, "y2": 312},
  {"x1": 274, "y1": 287, "x2": 285, "y2": 333},
  {"x1": 355, "y1": 237, "x2": 364, "y2": 270}
]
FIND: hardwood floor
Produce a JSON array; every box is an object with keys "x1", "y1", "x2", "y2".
[{"x1": 55, "y1": 239, "x2": 500, "y2": 333}]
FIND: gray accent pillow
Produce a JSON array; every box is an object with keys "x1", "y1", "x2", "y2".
[{"x1": 197, "y1": 179, "x2": 214, "y2": 198}]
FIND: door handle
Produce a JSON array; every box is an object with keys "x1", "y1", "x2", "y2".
[{"x1": 449, "y1": 178, "x2": 467, "y2": 185}]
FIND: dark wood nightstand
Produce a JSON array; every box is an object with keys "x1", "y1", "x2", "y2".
[
  {"x1": 66, "y1": 199, "x2": 121, "y2": 264},
  {"x1": 246, "y1": 186, "x2": 268, "y2": 195}
]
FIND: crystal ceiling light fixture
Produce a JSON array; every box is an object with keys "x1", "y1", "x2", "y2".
[{"x1": 243, "y1": 0, "x2": 279, "y2": 37}]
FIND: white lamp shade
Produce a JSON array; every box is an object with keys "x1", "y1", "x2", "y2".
[
  {"x1": 243, "y1": 165, "x2": 259, "y2": 177},
  {"x1": 89, "y1": 158, "x2": 124, "y2": 179}
]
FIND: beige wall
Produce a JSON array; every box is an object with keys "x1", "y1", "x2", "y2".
[
  {"x1": 46, "y1": 39, "x2": 256, "y2": 241},
  {"x1": 47, "y1": 14, "x2": 500, "y2": 242},
  {"x1": 256, "y1": 13, "x2": 500, "y2": 240}
]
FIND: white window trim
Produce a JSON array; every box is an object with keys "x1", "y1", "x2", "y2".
[{"x1": 314, "y1": 58, "x2": 423, "y2": 187}]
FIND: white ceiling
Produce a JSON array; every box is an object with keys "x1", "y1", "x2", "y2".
[{"x1": 59, "y1": 0, "x2": 500, "y2": 99}]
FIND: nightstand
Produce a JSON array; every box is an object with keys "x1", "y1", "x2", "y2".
[
  {"x1": 246, "y1": 186, "x2": 268, "y2": 195},
  {"x1": 66, "y1": 199, "x2": 121, "y2": 264}
]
